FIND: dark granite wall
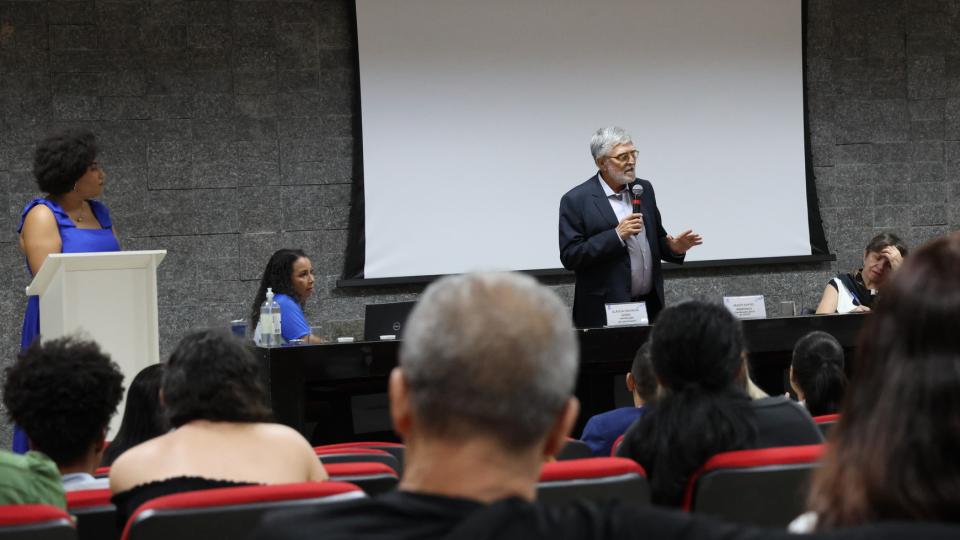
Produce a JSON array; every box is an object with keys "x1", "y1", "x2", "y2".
[{"x1": 1, "y1": 0, "x2": 959, "y2": 446}]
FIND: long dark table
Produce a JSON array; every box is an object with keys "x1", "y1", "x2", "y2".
[{"x1": 256, "y1": 314, "x2": 865, "y2": 444}]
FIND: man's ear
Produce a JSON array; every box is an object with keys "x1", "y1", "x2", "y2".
[
  {"x1": 625, "y1": 373, "x2": 636, "y2": 393},
  {"x1": 543, "y1": 397, "x2": 580, "y2": 459},
  {"x1": 388, "y1": 368, "x2": 412, "y2": 439}
]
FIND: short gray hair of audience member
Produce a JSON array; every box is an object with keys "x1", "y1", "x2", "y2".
[
  {"x1": 590, "y1": 126, "x2": 634, "y2": 161},
  {"x1": 399, "y1": 272, "x2": 579, "y2": 450}
]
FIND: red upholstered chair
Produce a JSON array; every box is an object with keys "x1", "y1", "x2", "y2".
[
  {"x1": 556, "y1": 438, "x2": 593, "y2": 461},
  {"x1": 121, "y1": 482, "x2": 364, "y2": 540},
  {"x1": 314, "y1": 442, "x2": 405, "y2": 474},
  {"x1": 683, "y1": 444, "x2": 824, "y2": 527},
  {"x1": 66, "y1": 489, "x2": 117, "y2": 540},
  {"x1": 0, "y1": 504, "x2": 76, "y2": 540},
  {"x1": 324, "y1": 462, "x2": 399, "y2": 495},
  {"x1": 812, "y1": 413, "x2": 840, "y2": 437},
  {"x1": 314, "y1": 447, "x2": 401, "y2": 474},
  {"x1": 538, "y1": 457, "x2": 649, "y2": 505},
  {"x1": 610, "y1": 434, "x2": 626, "y2": 457}
]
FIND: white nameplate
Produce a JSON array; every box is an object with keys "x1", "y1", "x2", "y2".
[
  {"x1": 605, "y1": 302, "x2": 649, "y2": 327},
  {"x1": 723, "y1": 295, "x2": 767, "y2": 320}
]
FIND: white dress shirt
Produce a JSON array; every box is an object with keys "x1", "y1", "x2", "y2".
[{"x1": 598, "y1": 175, "x2": 653, "y2": 297}]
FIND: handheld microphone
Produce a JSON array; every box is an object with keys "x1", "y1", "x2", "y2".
[{"x1": 631, "y1": 184, "x2": 644, "y2": 214}]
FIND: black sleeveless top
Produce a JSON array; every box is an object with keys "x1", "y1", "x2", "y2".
[{"x1": 112, "y1": 476, "x2": 257, "y2": 531}]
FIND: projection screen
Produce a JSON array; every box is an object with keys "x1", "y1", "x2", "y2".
[{"x1": 355, "y1": 0, "x2": 811, "y2": 280}]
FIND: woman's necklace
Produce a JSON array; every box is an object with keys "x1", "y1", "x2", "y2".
[
  {"x1": 71, "y1": 204, "x2": 87, "y2": 223},
  {"x1": 63, "y1": 201, "x2": 87, "y2": 223}
]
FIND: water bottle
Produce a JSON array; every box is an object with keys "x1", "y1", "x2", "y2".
[{"x1": 260, "y1": 288, "x2": 283, "y2": 347}]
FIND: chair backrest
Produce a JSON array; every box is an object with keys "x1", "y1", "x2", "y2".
[
  {"x1": 324, "y1": 462, "x2": 399, "y2": 496},
  {"x1": 610, "y1": 434, "x2": 626, "y2": 457},
  {"x1": 683, "y1": 444, "x2": 824, "y2": 527},
  {"x1": 121, "y1": 482, "x2": 364, "y2": 540},
  {"x1": 314, "y1": 442, "x2": 405, "y2": 475},
  {"x1": 812, "y1": 413, "x2": 839, "y2": 437},
  {"x1": 555, "y1": 439, "x2": 593, "y2": 461},
  {"x1": 314, "y1": 447, "x2": 400, "y2": 474},
  {"x1": 66, "y1": 489, "x2": 117, "y2": 540},
  {"x1": 0, "y1": 504, "x2": 76, "y2": 540},
  {"x1": 537, "y1": 457, "x2": 649, "y2": 506}
]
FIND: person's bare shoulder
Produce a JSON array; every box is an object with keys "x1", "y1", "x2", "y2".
[
  {"x1": 23, "y1": 203, "x2": 57, "y2": 225},
  {"x1": 251, "y1": 423, "x2": 326, "y2": 480},
  {"x1": 108, "y1": 435, "x2": 171, "y2": 493},
  {"x1": 252, "y1": 423, "x2": 314, "y2": 449},
  {"x1": 20, "y1": 204, "x2": 59, "y2": 244}
]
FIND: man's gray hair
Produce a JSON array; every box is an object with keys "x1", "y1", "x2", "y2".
[
  {"x1": 399, "y1": 272, "x2": 579, "y2": 449},
  {"x1": 590, "y1": 126, "x2": 633, "y2": 161}
]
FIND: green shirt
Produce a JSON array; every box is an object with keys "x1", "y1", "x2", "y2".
[{"x1": 0, "y1": 450, "x2": 66, "y2": 508}]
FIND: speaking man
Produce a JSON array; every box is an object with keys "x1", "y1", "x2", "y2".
[{"x1": 559, "y1": 126, "x2": 702, "y2": 327}]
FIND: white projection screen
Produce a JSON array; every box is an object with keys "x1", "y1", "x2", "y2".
[{"x1": 355, "y1": 0, "x2": 810, "y2": 280}]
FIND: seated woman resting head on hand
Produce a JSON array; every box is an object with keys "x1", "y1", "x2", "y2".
[
  {"x1": 816, "y1": 233, "x2": 907, "y2": 314},
  {"x1": 250, "y1": 248, "x2": 323, "y2": 344},
  {"x1": 108, "y1": 330, "x2": 327, "y2": 528}
]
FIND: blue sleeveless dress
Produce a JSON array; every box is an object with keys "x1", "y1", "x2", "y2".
[{"x1": 13, "y1": 198, "x2": 121, "y2": 453}]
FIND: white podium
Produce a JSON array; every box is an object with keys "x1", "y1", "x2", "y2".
[{"x1": 26, "y1": 250, "x2": 166, "y2": 435}]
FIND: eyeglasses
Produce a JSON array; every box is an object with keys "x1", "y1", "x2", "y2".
[{"x1": 609, "y1": 150, "x2": 639, "y2": 163}]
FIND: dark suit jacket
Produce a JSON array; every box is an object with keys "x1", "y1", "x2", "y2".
[{"x1": 559, "y1": 174, "x2": 684, "y2": 328}]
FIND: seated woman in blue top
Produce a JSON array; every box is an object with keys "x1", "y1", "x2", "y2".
[
  {"x1": 249, "y1": 248, "x2": 323, "y2": 344},
  {"x1": 13, "y1": 129, "x2": 120, "y2": 453}
]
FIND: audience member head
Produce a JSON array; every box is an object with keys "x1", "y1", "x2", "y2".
[
  {"x1": 651, "y1": 301, "x2": 745, "y2": 394},
  {"x1": 627, "y1": 342, "x2": 658, "y2": 407},
  {"x1": 101, "y1": 364, "x2": 169, "y2": 467},
  {"x1": 33, "y1": 129, "x2": 99, "y2": 196},
  {"x1": 622, "y1": 300, "x2": 755, "y2": 506},
  {"x1": 163, "y1": 330, "x2": 272, "y2": 428},
  {"x1": 790, "y1": 331, "x2": 846, "y2": 417},
  {"x1": 861, "y1": 232, "x2": 908, "y2": 289},
  {"x1": 3, "y1": 336, "x2": 123, "y2": 471},
  {"x1": 394, "y1": 272, "x2": 579, "y2": 465},
  {"x1": 250, "y1": 248, "x2": 312, "y2": 329},
  {"x1": 808, "y1": 233, "x2": 960, "y2": 528}
]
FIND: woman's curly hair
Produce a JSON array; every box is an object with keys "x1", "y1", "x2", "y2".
[{"x1": 33, "y1": 129, "x2": 99, "y2": 196}]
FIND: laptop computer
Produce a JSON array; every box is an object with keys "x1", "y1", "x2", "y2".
[{"x1": 363, "y1": 301, "x2": 416, "y2": 341}]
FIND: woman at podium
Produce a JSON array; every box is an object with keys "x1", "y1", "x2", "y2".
[{"x1": 14, "y1": 129, "x2": 120, "y2": 453}]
